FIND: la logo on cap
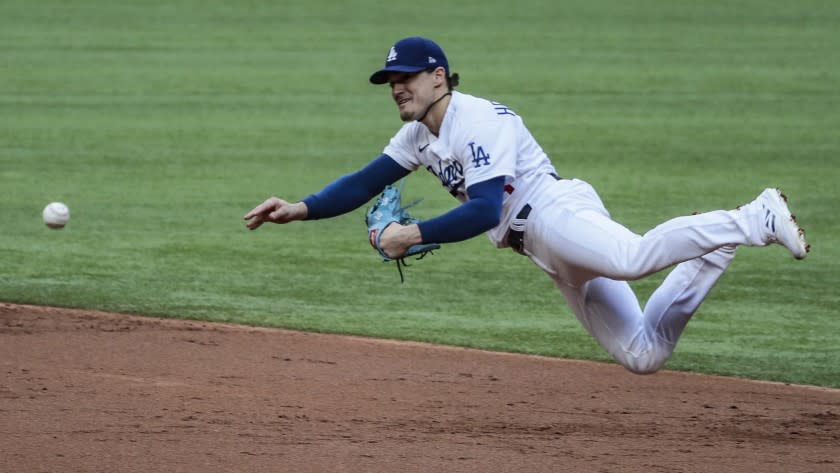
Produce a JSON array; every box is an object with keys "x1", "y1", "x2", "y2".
[{"x1": 386, "y1": 46, "x2": 398, "y2": 62}]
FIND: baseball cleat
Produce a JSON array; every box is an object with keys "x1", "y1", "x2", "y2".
[{"x1": 755, "y1": 188, "x2": 810, "y2": 259}]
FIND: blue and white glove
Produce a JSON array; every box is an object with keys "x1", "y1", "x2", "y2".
[{"x1": 366, "y1": 183, "x2": 440, "y2": 281}]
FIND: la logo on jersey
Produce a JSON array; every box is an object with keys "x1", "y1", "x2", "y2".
[
  {"x1": 386, "y1": 47, "x2": 398, "y2": 62},
  {"x1": 468, "y1": 142, "x2": 491, "y2": 168}
]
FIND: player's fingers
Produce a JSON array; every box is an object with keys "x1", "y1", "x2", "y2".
[
  {"x1": 246, "y1": 214, "x2": 266, "y2": 230},
  {"x1": 243, "y1": 206, "x2": 263, "y2": 220},
  {"x1": 244, "y1": 197, "x2": 279, "y2": 220},
  {"x1": 243, "y1": 203, "x2": 270, "y2": 220},
  {"x1": 377, "y1": 223, "x2": 405, "y2": 258}
]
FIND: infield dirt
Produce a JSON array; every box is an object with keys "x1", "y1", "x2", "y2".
[{"x1": 1, "y1": 302, "x2": 838, "y2": 472}]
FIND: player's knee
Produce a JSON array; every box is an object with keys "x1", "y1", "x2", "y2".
[
  {"x1": 615, "y1": 348, "x2": 671, "y2": 375},
  {"x1": 622, "y1": 358, "x2": 664, "y2": 375},
  {"x1": 603, "y1": 323, "x2": 675, "y2": 374}
]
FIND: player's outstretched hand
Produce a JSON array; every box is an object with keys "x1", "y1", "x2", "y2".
[{"x1": 244, "y1": 197, "x2": 307, "y2": 230}]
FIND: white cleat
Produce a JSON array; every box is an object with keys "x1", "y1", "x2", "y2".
[{"x1": 755, "y1": 188, "x2": 810, "y2": 259}]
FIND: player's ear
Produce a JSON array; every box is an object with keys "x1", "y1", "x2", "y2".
[{"x1": 432, "y1": 66, "x2": 447, "y2": 87}]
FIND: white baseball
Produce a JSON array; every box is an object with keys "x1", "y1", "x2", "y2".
[{"x1": 43, "y1": 202, "x2": 70, "y2": 229}]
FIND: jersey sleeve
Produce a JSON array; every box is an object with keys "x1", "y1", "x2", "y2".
[
  {"x1": 302, "y1": 154, "x2": 410, "y2": 220},
  {"x1": 452, "y1": 116, "x2": 518, "y2": 188},
  {"x1": 382, "y1": 122, "x2": 422, "y2": 171}
]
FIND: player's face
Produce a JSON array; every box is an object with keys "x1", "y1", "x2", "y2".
[{"x1": 387, "y1": 70, "x2": 439, "y2": 122}]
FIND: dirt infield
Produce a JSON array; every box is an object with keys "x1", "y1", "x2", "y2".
[{"x1": 1, "y1": 303, "x2": 838, "y2": 472}]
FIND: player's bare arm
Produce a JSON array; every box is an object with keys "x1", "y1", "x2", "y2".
[{"x1": 243, "y1": 197, "x2": 308, "y2": 230}]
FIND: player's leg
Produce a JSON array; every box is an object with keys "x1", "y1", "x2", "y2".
[
  {"x1": 557, "y1": 277, "x2": 670, "y2": 374},
  {"x1": 523, "y1": 180, "x2": 742, "y2": 373},
  {"x1": 524, "y1": 180, "x2": 806, "y2": 284},
  {"x1": 556, "y1": 247, "x2": 735, "y2": 374},
  {"x1": 643, "y1": 245, "x2": 736, "y2": 345},
  {"x1": 534, "y1": 205, "x2": 745, "y2": 283}
]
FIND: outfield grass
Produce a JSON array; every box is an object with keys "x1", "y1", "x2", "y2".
[{"x1": 1, "y1": 0, "x2": 838, "y2": 387}]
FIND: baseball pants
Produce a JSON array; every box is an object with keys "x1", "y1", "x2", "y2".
[{"x1": 521, "y1": 178, "x2": 752, "y2": 373}]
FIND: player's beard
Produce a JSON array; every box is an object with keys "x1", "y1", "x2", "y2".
[
  {"x1": 398, "y1": 98, "x2": 421, "y2": 122},
  {"x1": 399, "y1": 93, "x2": 446, "y2": 123},
  {"x1": 399, "y1": 109, "x2": 415, "y2": 122}
]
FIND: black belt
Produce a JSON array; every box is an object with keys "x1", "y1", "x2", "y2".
[
  {"x1": 507, "y1": 204, "x2": 531, "y2": 254},
  {"x1": 506, "y1": 173, "x2": 562, "y2": 255}
]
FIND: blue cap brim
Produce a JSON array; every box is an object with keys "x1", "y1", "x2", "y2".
[{"x1": 369, "y1": 65, "x2": 428, "y2": 84}]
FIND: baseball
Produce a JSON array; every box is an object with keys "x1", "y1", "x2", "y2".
[{"x1": 43, "y1": 202, "x2": 70, "y2": 229}]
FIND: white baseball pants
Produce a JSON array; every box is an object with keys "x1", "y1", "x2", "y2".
[{"x1": 521, "y1": 178, "x2": 758, "y2": 374}]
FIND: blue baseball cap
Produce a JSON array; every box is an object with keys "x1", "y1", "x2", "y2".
[{"x1": 369, "y1": 37, "x2": 450, "y2": 84}]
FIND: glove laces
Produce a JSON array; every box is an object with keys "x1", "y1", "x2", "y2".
[{"x1": 394, "y1": 248, "x2": 435, "y2": 283}]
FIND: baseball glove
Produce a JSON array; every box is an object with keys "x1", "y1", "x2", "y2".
[{"x1": 366, "y1": 182, "x2": 440, "y2": 282}]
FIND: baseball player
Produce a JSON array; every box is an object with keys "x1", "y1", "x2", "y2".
[{"x1": 244, "y1": 37, "x2": 809, "y2": 374}]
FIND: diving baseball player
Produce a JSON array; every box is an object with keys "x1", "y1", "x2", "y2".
[{"x1": 244, "y1": 36, "x2": 809, "y2": 374}]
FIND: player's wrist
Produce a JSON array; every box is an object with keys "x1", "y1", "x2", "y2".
[
  {"x1": 401, "y1": 223, "x2": 423, "y2": 247},
  {"x1": 293, "y1": 201, "x2": 309, "y2": 220}
]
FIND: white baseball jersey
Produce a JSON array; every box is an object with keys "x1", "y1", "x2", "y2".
[{"x1": 383, "y1": 90, "x2": 559, "y2": 247}]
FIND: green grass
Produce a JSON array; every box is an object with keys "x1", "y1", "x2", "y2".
[{"x1": 1, "y1": 0, "x2": 838, "y2": 387}]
